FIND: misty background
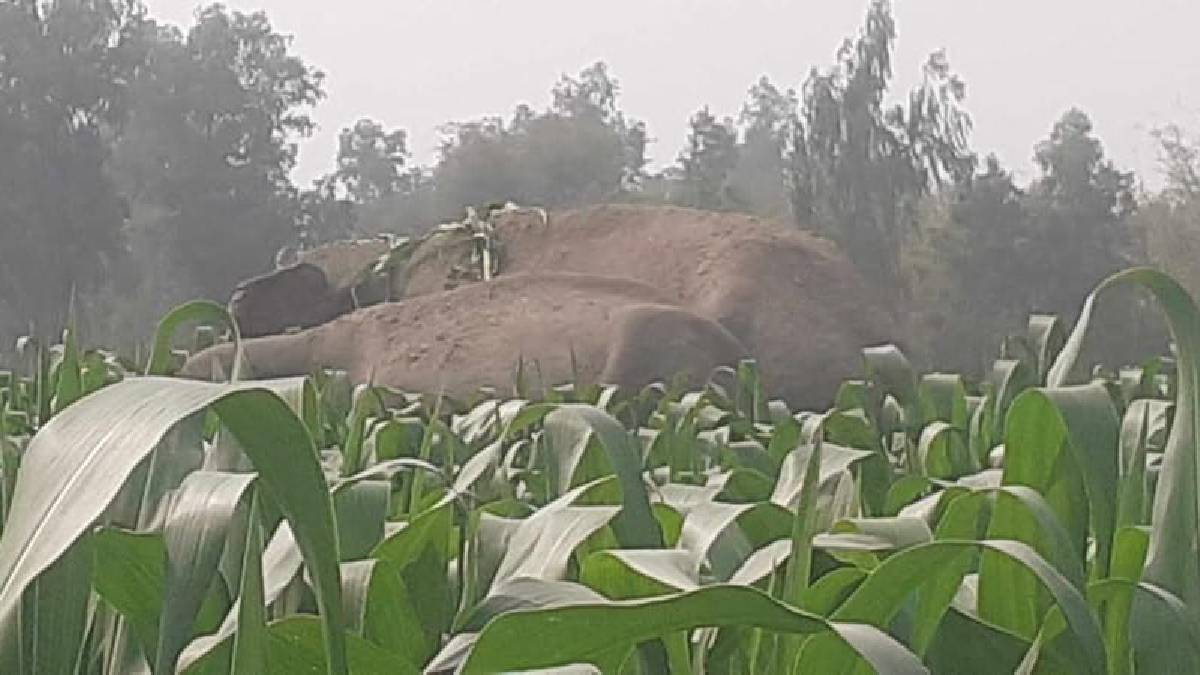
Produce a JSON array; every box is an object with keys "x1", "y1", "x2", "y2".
[
  {"x1": 1, "y1": 0, "x2": 1198, "y2": 376},
  {"x1": 144, "y1": 0, "x2": 1200, "y2": 188}
]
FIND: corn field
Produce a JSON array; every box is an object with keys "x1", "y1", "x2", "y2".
[{"x1": 0, "y1": 267, "x2": 1196, "y2": 674}]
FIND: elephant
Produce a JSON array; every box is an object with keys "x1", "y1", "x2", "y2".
[
  {"x1": 230, "y1": 237, "x2": 396, "y2": 338},
  {"x1": 398, "y1": 204, "x2": 898, "y2": 408},
  {"x1": 228, "y1": 263, "x2": 354, "y2": 339},
  {"x1": 223, "y1": 204, "x2": 897, "y2": 408},
  {"x1": 183, "y1": 272, "x2": 751, "y2": 401}
]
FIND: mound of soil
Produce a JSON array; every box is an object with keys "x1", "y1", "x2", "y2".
[{"x1": 185, "y1": 272, "x2": 749, "y2": 401}]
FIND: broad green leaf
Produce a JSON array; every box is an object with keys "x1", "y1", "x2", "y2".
[
  {"x1": 916, "y1": 421, "x2": 960, "y2": 478},
  {"x1": 458, "y1": 511, "x2": 521, "y2": 620},
  {"x1": 157, "y1": 471, "x2": 257, "y2": 673},
  {"x1": 340, "y1": 385, "x2": 386, "y2": 476},
  {"x1": 1117, "y1": 400, "x2": 1154, "y2": 529},
  {"x1": 770, "y1": 442, "x2": 873, "y2": 511},
  {"x1": 924, "y1": 607, "x2": 1043, "y2": 674},
  {"x1": 827, "y1": 516, "x2": 933, "y2": 552},
  {"x1": 862, "y1": 344, "x2": 918, "y2": 423},
  {"x1": 339, "y1": 558, "x2": 425, "y2": 668},
  {"x1": 818, "y1": 539, "x2": 1105, "y2": 674},
  {"x1": 1025, "y1": 315, "x2": 1067, "y2": 382},
  {"x1": 987, "y1": 384, "x2": 1116, "y2": 640},
  {"x1": 182, "y1": 615, "x2": 418, "y2": 674},
  {"x1": 784, "y1": 427, "x2": 826, "y2": 608},
  {"x1": 0, "y1": 377, "x2": 347, "y2": 675},
  {"x1": 492, "y1": 496, "x2": 619, "y2": 586},
  {"x1": 1101, "y1": 526, "x2": 1151, "y2": 672},
  {"x1": 209, "y1": 387, "x2": 346, "y2": 673},
  {"x1": 456, "y1": 577, "x2": 614, "y2": 638},
  {"x1": 146, "y1": 301, "x2": 237, "y2": 377},
  {"x1": 715, "y1": 467, "x2": 775, "y2": 503},
  {"x1": 989, "y1": 359, "x2": 1037, "y2": 444},
  {"x1": 331, "y1": 479, "x2": 389, "y2": 561},
  {"x1": 444, "y1": 439, "x2": 503, "y2": 507},
  {"x1": 1044, "y1": 269, "x2": 1200, "y2": 614},
  {"x1": 884, "y1": 475, "x2": 933, "y2": 516},
  {"x1": 24, "y1": 536, "x2": 91, "y2": 675},
  {"x1": 581, "y1": 548, "x2": 700, "y2": 599},
  {"x1": 230, "y1": 497, "x2": 266, "y2": 675},
  {"x1": 1010, "y1": 385, "x2": 1119, "y2": 575},
  {"x1": 918, "y1": 373, "x2": 970, "y2": 429},
  {"x1": 1127, "y1": 579, "x2": 1200, "y2": 673},
  {"x1": 92, "y1": 528, "x2": 165, "y2": 660},
  {"x1": 51, "y1": 328, "x2": 82, "y2": 415},
  {"x1": 729, "y1": 539, "x2": 792, "y2": 587},
  {"x1": 372, "y1": 501, "x2": 454, "y2": 647},
  {"x1": 678, "y1": 500, "x2": 791, "y2": 581},
  {"x1": 0, "y1": 379, "x2": 244, "y2": 626},
  {"x1": 543, "y1": 405, "x2": 662, "y2": 549},
  {"x1": 651, "y1": 482, "x2": 722, "y2": 516},
  {"x1": 461, "y1": 582, "x2": 927, "y2": 674}
]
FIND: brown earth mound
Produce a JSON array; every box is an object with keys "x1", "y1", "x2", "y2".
[{"x1": 183, "y1": 272, "x2": 749, "y2": 401}]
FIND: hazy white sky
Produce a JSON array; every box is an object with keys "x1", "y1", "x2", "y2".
[{"x1": 146, "y1": 0, "x2": 1200, "y2": 189}]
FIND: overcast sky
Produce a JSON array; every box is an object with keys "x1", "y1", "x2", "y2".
[{"x1": 146, "y1": 0, "x2": 1200, "y2": 189}]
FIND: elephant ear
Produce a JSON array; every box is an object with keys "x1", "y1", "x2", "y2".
[
  {"x1": 275, "y1": 244, "x2": 300, "y2": 268},
  {"x1": 230, "y1": 263, "x2": 338, "y2": 338}
]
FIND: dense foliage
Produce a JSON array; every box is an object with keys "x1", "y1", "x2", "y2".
[
  {"x1": 0, "y1": 0, "x2": 144, "y2": 338},
  {"x1": 0, "y1": 266, "x2": 1193, "y2": 674}
]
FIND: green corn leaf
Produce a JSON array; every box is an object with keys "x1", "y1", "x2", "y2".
[
  {"x1": 0, "y1": 377, "x2": 347, "y2": 675},
  {"x1": 155, "y1": 471, "x2": 257, "y2": 672},
  {"x1": 92, "y1": 527, "x2": 164, "y2": 662},
  {"x1": 543, "y1": 405, "x2": 662, "y2": 549},
  {"x1": 461, "y1": 582, "x2": 928, "y2": 674},
  {"x1": 1046, "y1": 268, "x2": 1200, "y2": 616},
  {"x1": 805, "y1": 539, "x2": 1105, "y2": 674},
  {"x1": 146, "y1": 301, "x2": 238, "y2": 377},
  {"x1": 338, "y1": 558, "x2": 425, "y2": 669},
  {"x1": 230, "y1": 495, "x2": 266, "y2": 675}
]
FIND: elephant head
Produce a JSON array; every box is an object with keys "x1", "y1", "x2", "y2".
[
  {"x1": 229, "y1": 263, "x2": 354, "y2": 338},
  {"x1": 227, "y1": 237, "x2": 410, "y2": 337}
]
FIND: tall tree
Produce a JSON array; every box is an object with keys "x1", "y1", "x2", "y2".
[
  {"x1": 677, "y1": 106, "x2": 739, "y2": 210},
  {"x1": 434, "y1": 116, "x2": 521, "y2": 209},
  {"x1": 1153, "y1": 123, "x2": 1200, "y2": 203},
  {"x1": 294, "y1": 117, "x2": 410, "y2": 244},
  {"x1": 432, "y1": 61, "x2": 647, "y2": 212},
  {"x1": 923, "y1": 110, "x2": 1147, "y2": 373},
  {"x1": 0, "y1": 0, "x2": 145, "y2": 337},
  {"x1": 296, "y1": 177, "x2": 357, "y2": 245},
  {"x1": 1025, "y1": 108, "x2": 1135, "y2": 315},
  {"x1": 726, "y1": 76, "x2": 798, "y2": 218},
  {"x1": 784, "y1": 1, "x2": 974, "y2": 297},
  {"x1": 551, "y1": 61, "x2": 648, "y2": 188},
  {"x1": 924, "y1": 156, "x2": 1034, "y2": 370},
  {"x1": 1139, "y1": 122, "x2": 1200, "y2": 301},
  {"x1": 329, "y1": 118, "x2": 410, "y2": 204},
  {"x1": 112, "y1": 4, "x2": 323, "y2": 300}
]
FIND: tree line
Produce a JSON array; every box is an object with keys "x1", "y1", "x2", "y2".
[{"x1": 0, "y1": 0, "x2": 1196, "y2": 374}]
